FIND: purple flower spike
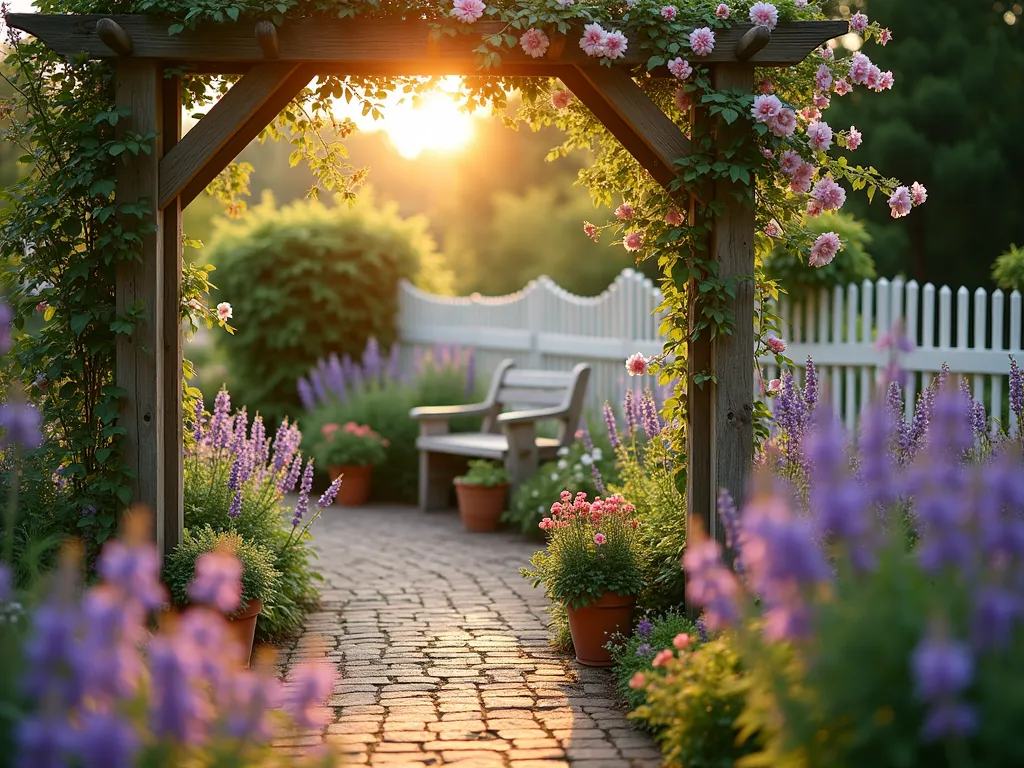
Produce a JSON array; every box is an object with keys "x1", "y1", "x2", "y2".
[
  {"x1": 716, "y1": 489, "x2": 743, "y2": 571},
  {"x1": 192, "y1": 396, "x2": 205, "y2": 442},
  {"x1": 292, "y1": 459, "x2": 315, "y2": 526},
  {"x1": 911, "y1": 629, "x2": 976, "y2": 741},
  {"x1": 640, "y1": 391, "x2": 661, "y2": 439},
  {"x1": 225, "y1": 673, "x2": 282, "y2": 741},
  {"x1": 636, "y1": 618, "x2": 653, "y2": 638},
  {"x1": 210, "y1": 389, "x2": 231, "y2": 447},
  {"x1": 284, "y1": 662, "x2": 336, "y2": 730},
  {"x1": 227, "y1": 489, "x2": 243, "y2": 519},
  {"x1": 624, "y1": 389, "x2": 638, "y2": 435},
  {"x1": 188, "y1": 551, "x2": 243, "y2": 614},
  {"x1": 803, "y1": 357, "x2": 818, "y2": 410},
  {"x1": 682, "y1": 538, "x2": 741, "y2": 631},
  {"x1": 147, "y1": 637, "x2": 206, "y2": 744},
  {"x1": 97, "y1": 540, "x2": 167, "y2": 610},
  {"x1": 603, "y1": 402, "x2": 620, "y2": 449},
  {"x1": 15, "y1": 716, "x2": 73, "y2": 768},
  {"x1": 73, "y1": 711, "x2": 140, "y2": 768},
  {"x1": 1010, "y1": 356, "x2": 1023, "y2": 424},
  {"x1": 316, "y1": 475, "x2": 344, "y2": 510},
  {"x1": 297, "y1": 377, "x2": 315, "y2": 412},
  {"x1": 0, "y1": 300, "x2": 12, "y2": 354},
  {"x1": 0, "y1": 403, "x2": 43, "y2": 450}
]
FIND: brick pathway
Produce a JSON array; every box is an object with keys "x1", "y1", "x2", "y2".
[{"x1": 276, "y1": 505, "x2": 662, "y2": 767}]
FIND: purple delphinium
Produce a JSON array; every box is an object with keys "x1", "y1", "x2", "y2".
[
  {"x1": 208, "y1": 389, "x2": 232, "y2": 448},
  {"x1": 716, "y1": 489, "x2": 743, "y2": 573},
  {"x1": 906, "y1": 383, "x2": 935, "y2": 460},
  {"x1": 579, "y1": 426, "x2": 606, "y2": 495},
  {"x1": 803, "y1": 357, "x2": 818, "y2": 410},
  {"x1": 774, "y1": 372, "x2": 809, "y2": 472},
  {"x1": 224, "y1": 673, "x2": 282, "y2": 741},
  {"x1": 636, "y1": 618, "x2": 653, "y2": 638},
  {"x1": 297, "y1": 377, "x2": 315, "y2": 411},
  {"x1": 636, "y1": 643, "x2": 653, "y2": 657},
  {"x1": 97, "y1": 540, "x2": 167, "y2": 610},
  {"x1": 292, "y1": 459, "x2": 315, "y2": 527},
  {"x1": 640, "y1": 390, "x2": 661, "y2": 440},
  {"x1": 227, "y1": 489, "x2": 243, "y2": 519},
  {"x1": 309, "y1": 368, "x2": 327, "y2": 406},
  {"x1": 324, "y1": 353, "x2": 346, "y2": 401},
  {"x1": 363, "y1": 337, "x2": 382, "y2": 381},
  {"x1": 623, "y1": 388, "x2": 639, "y2": 436},
  {"x1": 682, "y1": 538, "x2": 741, "y2": 631},
  {"x1": 15, "y1": 716, "x2": 72, "y2": 768},
  {"x1": 73, "y1": 711, "x2": 140, "y2": 768},
  {"x1": 315, "y1": 475, "x2": 345, "y2": 511},
  {"x1": 0, "y1": 402, "x2": 42, "y2": 449},
  {"x1": 192, "y1": 396, "x2": 205, "y2": 443},
  {"x1": 279, "y1": 453, "x2": 303, "y2": 495},
  {"x1": 147, "y1": 637, "x2": 207, "y2": 744},
  {"x1": 1010, "y1": 356, "x2": 1023, "y2": 427},
  {"x1": 189, "y1": 551, "x2": 243, "y2": 614},
  {"x1": 284, "y1": 662, "x2": 336, "y2": 730},
  {"x1": 911, "y1": 629, "x2": 976, "y2": 741},
  {"x1": 603, "y1": 402, "x2": 621, "y2": 449},
  {"x1": 695, "y1": 617, "x2": 709, "y2": 642}
]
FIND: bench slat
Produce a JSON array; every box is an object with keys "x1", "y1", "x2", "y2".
[
  {"x1": 502, "y1": 369, "x2": 577, "y2": 388},
  {"x1": 496, "y1": 387, "x2": 567, "y2": 407},
  {"x1": 417, "y1": 432, "x2": 561, "y2": 459}
]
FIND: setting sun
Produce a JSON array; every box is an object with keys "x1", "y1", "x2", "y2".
[{"x1": 335, "y1": 77, "x2": 477, "y2": 160}]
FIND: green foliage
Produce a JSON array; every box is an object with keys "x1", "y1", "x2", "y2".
[
  {"x1": 207, "y1": 191, "x2": 453, "y2": 423},
  {"x1": 609, "y1": 611, "x2": 698, "y2": 713},
  {"x1": 455, "y1": 459, "x2": 510, "y2": 487},
  {"x1": 825, "y1": 0, "x2": 1024, "y2": 287},
  {"x1": 301, "y1": 354, "x2": 479, "y2": 503},
  {"x1": 521, "y1": 493, "x2": 644, "y2": 609},
  {"x1": 992, "y1": 243, "x2": 1024, "y2": 293},
  {"x1": 311, "y1": 421, "x2": 388, "y2": 468},
  {"x1": 163, "y1": 525, "x2": 280, "y2": 611},
  {"x1": 763, "y1": 212, "x2": 877, "y2": 301},
  {"x1": 504, "y1": 439, "x2": 618, "y2": 536},
  {"x1": 633, "y1": 635, "x2": 758, "y2": 768}
]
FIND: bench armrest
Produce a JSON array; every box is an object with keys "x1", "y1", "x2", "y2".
[
  {"x1": 496, "y1": 406, "x2": 568, "y2": 425},
  {"x1": 409, "y1": 402, "x2": 494, "y2": 421}
]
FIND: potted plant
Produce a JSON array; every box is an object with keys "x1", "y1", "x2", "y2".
[
  {"x1": 313, "y1": 421, "x2": 388, "y2": 506},
  {"x1": 453, "y1": 460, "x2": 511, "y2": 532},
  {"x1": 521, "y1": 491, "x2": 644, "y2": 666},
  {"x1": 164, "y1": 526, "x2": 280, "y2": 666}
]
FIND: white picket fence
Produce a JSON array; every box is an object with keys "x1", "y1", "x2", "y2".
[{"x1": 397, "y1": 270, "x2": 1024, "y2": 434}]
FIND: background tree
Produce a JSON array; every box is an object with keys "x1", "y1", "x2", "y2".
[{"x1": 826, "y1": 0, "x2": 1024, "y2": 288}]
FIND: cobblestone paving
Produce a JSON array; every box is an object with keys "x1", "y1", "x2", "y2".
[{"x1": 276, "y1": 505, "x2": 662, "y2": 768}]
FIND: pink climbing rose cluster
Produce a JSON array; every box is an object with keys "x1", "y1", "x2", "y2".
[
  {"x1": 689, "y1": 27, "x2": 715, "y2": 56},
  {"x1": 626, "y1": 352, "x2": 649, "y2": 377},
  {"x1": 749, "y1": 1, "x2": 778, "y2": 30},
  {"x1": 668, "y1": 57, "x2": 692, "y2": 80},
  {"x1": 451, "y1": 0, "x2": 485, "y2": 23},
  {"x1": 579, "y1": 23, "x2": 628, "y2": 60},
  {"x1": 519, "y1": 28, "x2": 549, "y2": 58}
]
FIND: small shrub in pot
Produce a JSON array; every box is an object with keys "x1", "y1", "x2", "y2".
[{"x1": 454, "y1": 460, "x2": 511, "y2": 533}]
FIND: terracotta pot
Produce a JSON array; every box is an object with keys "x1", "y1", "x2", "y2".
[
  {"x1": 228, "y1": 598, "x2": 264, "y2": 668},
  {"x1": 565, "y1": 592, "x2": 637, "y2": 667},
  {"x1": 329, "y1": 464, "x2": 373, "y2": 506},
  {"x1": 454, "y1": 482, "x2": 509, "y2": 532}
]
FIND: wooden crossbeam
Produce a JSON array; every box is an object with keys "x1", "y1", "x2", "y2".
[
  {"x1": 8, "y1": 14, "x2": 848, "y2": 70},
  {"x1": 159, "y1": 63, "x2": 313, "y2": 208},
  {"x1": 561, "y1": 64, "x2": 690, "y2": 191}
]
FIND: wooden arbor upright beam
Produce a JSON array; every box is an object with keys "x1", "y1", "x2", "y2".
[{"x1": 8, "y1": 14, "x2": 848, "y2": 71}]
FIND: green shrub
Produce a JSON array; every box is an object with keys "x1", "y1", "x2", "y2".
[
  {"x1": 311, "y1": 421, "x2": 388, "y2": 468},
  {"x1": 207, "y1": 191, "x2": 454, "y2": 423},
  {"x1": 456, "y1": 459, "x2": 510, "y2": 487},
  {"x1": 504, "y1": 438, "x2": 618, "y2": 537},
  {"x1": 763, "y1": 212, "x2": 876, "y2": 301},
  {"x1": 632, "y1": 635, "x2": 757, "y2": 768},
  {"x1": 163, "y1": 525, "x2": 280, "y2": 613},
  {"x1": 300, "y1": 343, "x2": 480, "y2": 502},
  {"x1": 992, "y1": 243, "x2": 1024, "y2": 293},
  {"x1": 609, "y1": 611, "x2": 699, "y2": 713}
]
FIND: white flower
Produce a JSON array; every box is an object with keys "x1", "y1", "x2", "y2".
[
  {"x1": 532, "y1": 489, "x2": 539, "y2": 498},
  {"x1": 580, "y1": 454, "x2": 594, "y2": 466},
  {"x1": 557, "y1": 460, "x2": 568, "y2": 470},
  {"x1": 591, "y1": 448, "x2": 603, "y2": 461},
  {"x1": 550, "y1": 473, "x2": 559, "y2": 481},
  {"x1": 537, "y1": 505, "x2": 545, "y2": 513},
  {"x1": 557, "y1": 446, "x2": 570, "y2": 456},
  {"x1": 216, "y1": 301, "x2": 233, "y2": 321}
]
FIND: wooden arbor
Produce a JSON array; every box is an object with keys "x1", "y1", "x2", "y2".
[{"x1": 9, "y1": 12, "x2": 847, "y2": 556}]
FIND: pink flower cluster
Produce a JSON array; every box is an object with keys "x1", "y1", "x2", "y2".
[
  {"x1": 689, "y1": 27, "x2": 715, "y2": 56},
  {"x1": 766, "y1": 336, "x2": 787, "y2": 355},
  {"x1": 451, "y1": 0, "x2": 485, "y2": 23},
  {"x1": 623, "y1": 231, "x2": 644, "y2": 252},
  {"x1": 519, "y1": 28, "x2": 550, "y2": 58},
  {"x1": 625, "y1": 352, "x2": 648, "y2": 376},
  {"x1": 805, "y1": 120, "x2": 833, "y2": 151},
  {"x1": 811, "y1": 176, "x2": 846, "y2": 212},
  {"x1": 579, "y1": 23, "x2": 628, "y2": 60},
  {"x1": 538, "y1": 490, "x2": 638, "y2": 531},
  {"x1": 660, "y1": 5, "x2": 676, "y2": 20},
  {"x1": 551, "y1": 89, "x2": 573, "y2": 109},
  {"x1": 810, "y1": 231, "x2": 842, "y2": 267},
  {"x1": 615, "y1": 203, "x2": 634, "y2": 220},
  {"x1": 667, "y1": 57, "x2": 692, "y2": 80},
  {"x1": 749, "y1": 2, "x2": 779, "y2": 30},
  {"x1": 888, "y1": 182, "x2": 927, "y2": 219},
  {"x1": 750, "y1": 94, "x2": 796, "y2": 138},
  {"x1": 715, "y1": 3, "x2": 729, "y2": 19},
  {"x1": 847, "y1": 52, "x2": 894, "y2": 93}
]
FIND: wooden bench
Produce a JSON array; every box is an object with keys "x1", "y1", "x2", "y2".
[{"x1": 409, "y1": 359, "x2": 591, "y2": 512}]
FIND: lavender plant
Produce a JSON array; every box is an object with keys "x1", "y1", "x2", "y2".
[
  {"x1": 184, "y1": 389, "x2": 341, "y2": 640},
  {"x1": 1, "y1": 515, "x2": 338, "y2": 768},
  {"x1": 678, "y1": 385, "x2": 1024, "y2": 766}
]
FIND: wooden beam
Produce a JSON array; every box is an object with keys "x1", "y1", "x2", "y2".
[
  {"x1": 114, "y1": 60, "x2": 165, "y2": 549},
  {"x1": 255, "y1": 20, "x2": 279, "y2": 59},
  {"x1": 95, "y1": 18, "x2": 133, "y2": 56},
  {"x1": 735, "y1": 25, "x2": 771, "y2": 60},
  {"x1": 561, "y1": 64, "x2": 690, "y2": 190},
  {"x1": 158, "y1": 62, "x2": 311, "y2": 208},
  {"x1": 8, "y1": 14, "x2": 848, "y2": 69},
  {"x1": 161, "y1": 75, "x2": 184, "y2": 558}
]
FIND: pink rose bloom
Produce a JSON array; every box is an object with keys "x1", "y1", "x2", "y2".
[
  {"x1": 36, "y1": 301, "x2": 47, "y2": 313},
  {"x1": 800, "y1": 106, "x2": 821, "y2": 122},
  {"x1": 623, "y1": 231, "x2": 644, "y2": 251},
  {"x1": 888, "y1": 186, "x2": 912, "y2": 219},
  {"x1": 689, "y1": 27, "x2": 715, "y2": 56},
  {"x1": 674, "y1": 87, "x2": 692, "y2": 111},
  {"x1": 217, "y1": 302, "x2": 232, "y2": 321},
  {"x1": 813, "y1": 93, "x2": 830, "y2": 109},
  {"x1": 878, "y1": 28, "x2": 892, "y2": 45},
  {"x1": 807, "y1": 198, "x2": 823, "y2": 217},
  {"x1": 811, "y1": 176, "x2": 846, "y2": 211},
  {"x1": 758, "y1": 78, "x2": 774, "y2": 94},
  {"x1": 715, "y1": 3, "x2": 730, "y2": 19},
  {"x1": 878, "y1": 71, "x2": 894, "y2": 90},
  {"x1": 809, "y1": 231, "x2": 842, "y2": 267},
  {"x1": 519, "y1": 28, "x2": 550, "y2": 58},
  {"x1": 660, "y1": 5, "x2": 677, "y2": 20},
  {"x1": 761, "y1": 147, "x2": 775, "y2": 159},
  {"x1": 665, "y1": 208, "x2": 684, "y2": 226},
  {"x1": 625, "y1": 352, "x2": 648, "y2": 377},
  {"x1": 751, "y1": 94, "x2": 782, "y2": 123},
  {"x1": 593, "y1": 532, "x2": 607, "y2": 545},
  {"x1": 583, "y1": 221, "x2": 599, "y2": 241},
  {"x1": 911, "y1": 182, "x2": 928, "y2": 206},
  {"x1": 815, "y1": 63, "x2": 833, "y2": 93},
  {"x1": 766, "y1": 378, "x2": 782, "y2": 396},
  {"x1": 848, "y1": 52, "x2": 873, "y2": 85},
  {"x1": 766, "y1": 336, "x2": 787, "y2": 354},
  {"x1": 579, "y1": 23, "x2": 607, "y2": 57},
  {"x1": 673, "y1": 633, "x2": 691, "y2": 649},
  {"x1": 764, "y1": 221, "x2": 781, "y2": 237},
  {"x1": 667, "y1": 57, "x2": 692, "y2": 79},
  {"x1": 779, "y1": 149, "x2": 802, "y2": 176},
  {"x1": 769, "y1": 108, "x2": 796, "y2": 137},
  {"x1": 551, "y1": 89, "x2": 573, "y2": 109},
  {"x1": 820, "y1": 45, "x2": 834, "y2": 59},
  {"x1": 629, "y1": 672, "x2": 647, "y2": 689},
  {"x1": 616, "y1": 203, "x2": 634, "y2": 220},
  {"x1": 603, "y1": 30, "x2": 628, "y2": 59},
  {"x1": 749, "y1": 2, "x2": 779, "y2": 30},
  {"x1": 833, "y1": 77, "x2": 852, "y2": 96},
  {"x1": 806, "y1": 120, "x2": 833, "y2": 151},
  {"x1": 652, "y1": 649, "x2": 674, "y2": 667},
  {"x1": 866, "y1": 65, "x2": 882, "y2": 91},
  {"x1": 451, "y1": 0, "x2": 485, "y2": 23},
  {"x1": 789, "y1": 162, "x2": 815, "y2": 194},
  {"x1": 846, "y1": 125, "x2": 862, "y2": 150},
  {"x1": 850, "y1": 11, "x2": 868, "y2": 33}
]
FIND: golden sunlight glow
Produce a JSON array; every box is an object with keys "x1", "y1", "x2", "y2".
[{"x1": 336, "y1": 77, "x2": 477, "y2": 160}]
